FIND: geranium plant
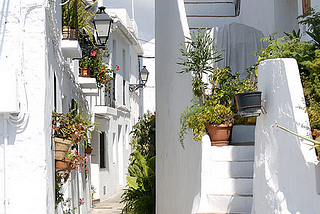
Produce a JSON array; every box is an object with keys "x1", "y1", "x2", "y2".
[
  {"x1": 79, "y1": 49, "x2": 114, "y2": 89},
  {"x1": 66, "y1": 148, "x2": 89, "y2": 174},
  {"x1": 52, "y1": 107, "x2": 99, "y2": 147}
]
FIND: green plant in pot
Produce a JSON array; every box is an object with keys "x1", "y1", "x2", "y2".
[
  {"x1": 178, "y1": 28, "x2": 223, "y2": 104},
  {"x1": 62, "y1": 0, "x2": 97, "y2": 43},
  {"x1": 233, "y1": 66, "x2": 263, "y2": 118},
  {"x1": 178, "y1": 28, "x2": 238, "y2": 147},
  {"x1": 79, "y1": 48, "x2": 114, "y2": 89}
]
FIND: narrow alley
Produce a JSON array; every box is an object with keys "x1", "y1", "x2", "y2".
[{"x1": 88, "y1": 190, "x2": 125, "y2": 214}]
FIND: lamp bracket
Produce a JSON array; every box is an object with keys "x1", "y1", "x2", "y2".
[{"x1": 129, "y1": 84, "x2": 145, "y2": 92}]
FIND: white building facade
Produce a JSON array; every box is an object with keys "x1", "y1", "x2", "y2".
[
  {"x1": 0, "y1": 0, "x2": 143, "y2": 213},
  {"x1": 88, "y1": 8, "x2": 143, "y2": 202},
  {"x1": 156, "y1": 0, "x2": 320, "y2": 213}
]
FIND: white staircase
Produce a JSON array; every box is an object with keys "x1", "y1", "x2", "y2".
[{"x1": 197, "y1": 125, "x2": 255, "y2": 214}]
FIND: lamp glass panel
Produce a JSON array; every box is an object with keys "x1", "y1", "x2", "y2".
[
  {"x1": 140, "y1": 72, "x2": 148, "y2": 82},
  {"x1": 95, "y1": 20, "x2": 111, "y2": 38}
]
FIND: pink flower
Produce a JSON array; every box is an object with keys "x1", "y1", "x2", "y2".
[
  {"x1": 84, "y1": 156, "x2": 88, "y2": 162},
  {"x1": 79, "y1": 198, "x2": 84, "y2": 205},
  {"x1": 90, "y1": 50, "x2": 96, "y2": 56}
]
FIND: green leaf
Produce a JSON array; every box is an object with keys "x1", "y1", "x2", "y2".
[{"x1": 127, "y1": 177, "x2": 139, "y2": 190}]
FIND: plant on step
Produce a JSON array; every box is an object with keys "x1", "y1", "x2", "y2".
[
  {"x1": 235, "y1": 66, "x2": 258, "y2": 93},
  {"x1": 121, "y1": 151, "x2": 155, "y2": 214},
  {"x1": 179, "y1": 100, "x2": 235, "y2": 144},
  {"x1": 177, "y1": 28, "x2": 238, "y2": 147},
  {"x1": 178, "y1": 66, "x2": 238, "y2": 147},
  {"x1": 178, "y1": 28, "x2": 223, "y2": 104}
]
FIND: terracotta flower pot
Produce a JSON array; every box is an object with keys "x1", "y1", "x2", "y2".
[
  {"x1": 80, "y1": 68, "x2": 93, "y2": 77},
  {"x1": 85, "y1": 148, "x2": 93, "y2": 155},
  {"x1": 206, "y1": 124, "x2": 233, "y2": 146},
  {"x1": 55, "y1": 158, "x2": 72, "y2": 178},
  {"x1": 54, "y1": 137, "x2": 74, "y2": 161},
  {"x1": 62, "y1": 27, "x2": 76, "y2": 39}
]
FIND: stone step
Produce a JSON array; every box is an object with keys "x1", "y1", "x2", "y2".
[
  {"x1": 231, "y1": 125, "x2": 255, "y2": 144},
  {"x1": 205, "y1": 178, "x2": 253, "y2": 195},
  {"x1": 206, "y1": 194, "x2": 252, "y2": 213},
  {"x1": 210, "y1": 145, "x2": 254, "y2": 162},
  {"x1": 204, "y1": 161, "x2": 253, "y2": 178}
]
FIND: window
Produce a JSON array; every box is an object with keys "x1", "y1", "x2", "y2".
[
  {"x1": 302, "y1": 0, "x2": 311, "y2": 14},
  {"x1": 123, "y1": 79, "x2": 126, "y2": 105},
  {"x1": 105, "y1": 73, "x2": 116, "y2": 107},
  {"x1": 100, "y1": 132, "x2": 105, "y2": 168}
]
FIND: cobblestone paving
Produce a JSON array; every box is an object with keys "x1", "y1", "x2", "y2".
[{"x1": 89, "y1": 189, "x2": 125, "y2": 214}]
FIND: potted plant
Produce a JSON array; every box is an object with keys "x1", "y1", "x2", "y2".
[
  {"x1": 52, "y1": 107, "x2": 98, "y2": 160},
  {"x1": 85, "y1": 143, "x2": 93, "y2": 155},
  {"x1": 79, "y1": 49, "x2": 114, "y2": 88},
  {"x1": 52, "y1": 111, "x2": 76, "y2": 162},
  {"x1": 178, "y1": 28, "x2": 238, "y2": 147},
  {"x1": 234, "y1": 66, "x2": 263, "y2": 118},
  {"x1": 178, "y1": 66, "x2": 238, "y2": 146},
  {"x1": 204, "y1": 100, "x2": 235, "y2": 145},
  {"x1": 79, "y1": 53, "x2": 95, "y2": 77},
  {"x1": 62, "y1": 0, "x2": 96, "y2": 42}
]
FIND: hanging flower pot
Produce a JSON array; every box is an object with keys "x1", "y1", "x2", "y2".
[
  {"x1": 206, "y1": 124, "x2": 233, "y2": 146},
  {"x1": 85, "y1": 147, "x2": 93, "y2": 155},
  {"x1": 235, "y1": 91, "x2": 262, "y2": 117},
  {"x1": 54, "y1": 137, "x2": 74, "y2": 161},
  {"x1": 55, "y1": 157, "x2": 72, "y2": 178}
]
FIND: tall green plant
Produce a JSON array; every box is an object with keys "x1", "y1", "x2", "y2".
[
  {"x1": 121, "y1": 112, "x2": 156, "y2": 214},
  {"x1": 129, "y1": 112, "x2": 156, "y2": 159},
  {"x1": 121, "y1": 151, "x2": 155, "y2": 214},
  {"x1": 178, "y1": 28, "x2": 223, "y2": 103}
]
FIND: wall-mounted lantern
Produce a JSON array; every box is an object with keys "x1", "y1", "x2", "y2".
[{"x1": 129, "y1": 66, "x2": 150, "y2": 92}]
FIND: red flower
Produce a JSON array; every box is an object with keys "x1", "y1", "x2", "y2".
[
  {"x1": 90, "y1": 50, "x2": 97, "y2": 56},
  {"x1": 116, "y1": 65, "x2": 120, "y2": 71}
]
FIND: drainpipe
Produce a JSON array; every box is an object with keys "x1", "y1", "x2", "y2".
[{"x1": 2, "y1": 114, "x2": 8, "y2": 214}]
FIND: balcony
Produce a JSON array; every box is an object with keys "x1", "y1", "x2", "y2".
[
  {"x1": 78, "y1": 68, "x2": 99, "y2": 96},
  {"x1": 61, "y1": 0, "x2": 96, "y2": 59}
]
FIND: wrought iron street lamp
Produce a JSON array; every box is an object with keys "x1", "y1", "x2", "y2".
[
  {"x1": 94, "y1": 6, "x2": 113, "y2": 47},
  {"x1": 129, "y1": 66, "x2": 150, "y2": 92}
]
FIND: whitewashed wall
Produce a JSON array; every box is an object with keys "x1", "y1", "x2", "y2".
[
  {"x1": 187, "y1": 0, "x2": 300, "y2": 38},
  {"x1": 253, "y1": 58, "x2": 320, "y2": 214},
  {"x1": 142, "y1": 38, "x2": 155, "y2": 114},
  {"x1": 0, "y1": 0, "x2": 92, "y2": 213},
  {"x1": 156, "y1": 0, "x2": 202, "y2": 213}
]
